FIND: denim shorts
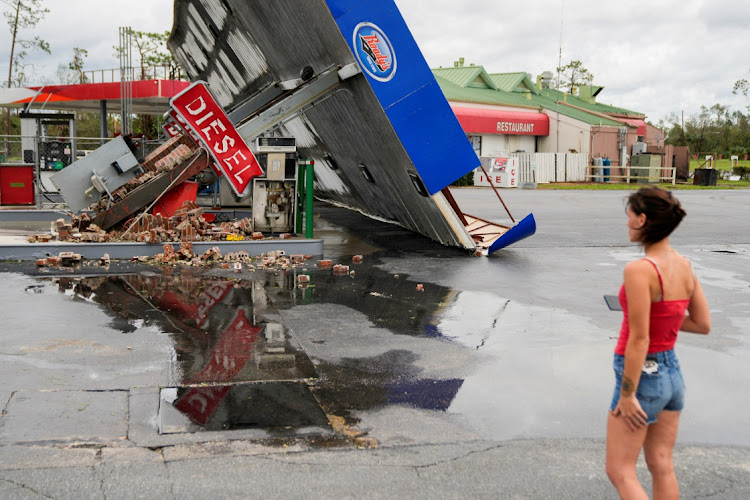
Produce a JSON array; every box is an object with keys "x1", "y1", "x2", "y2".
[{"x1": 609, "y1": 349, "x2": 686, "y2": 424}]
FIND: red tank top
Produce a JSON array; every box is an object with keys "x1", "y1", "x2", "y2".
[{"x1": 615, "y1": 258, "x2": 691, "y2": 355}]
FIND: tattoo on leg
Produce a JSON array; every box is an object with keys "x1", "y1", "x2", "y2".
[{"x1": 621, "y1": 376, "x2": 636, "y2": 397}]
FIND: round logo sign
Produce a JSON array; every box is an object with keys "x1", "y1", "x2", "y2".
[{"x1": 352, "y1": 22, "x2": 397, "y2": 82}]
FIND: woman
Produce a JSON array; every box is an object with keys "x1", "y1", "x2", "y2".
[{"x1": 606, "y1": 187, "x2": 710, "y2": 499}]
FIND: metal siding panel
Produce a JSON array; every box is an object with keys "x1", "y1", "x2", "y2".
[
  {"x1": 296, "y1": 86, "x2": 466, "y2": 246},
  {"x1": 169, "y1": 0, "x2": 355, "y2": 110}
]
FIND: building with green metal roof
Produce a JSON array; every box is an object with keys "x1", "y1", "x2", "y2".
[{"x1": 432, "y1": 59, "x2": 663, "y2": 169}]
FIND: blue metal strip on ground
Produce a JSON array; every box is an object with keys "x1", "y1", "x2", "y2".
[
  {"x1": 325, "y1": 0, "x2": 479, "y2": 195},
  {"x1": 0, "y1": 239, "x2": 324, "y2": 261},
  {"x1": 487, "y1": 213, "x2": 536, "y2": 253}
]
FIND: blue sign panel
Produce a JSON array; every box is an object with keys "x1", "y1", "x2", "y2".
[
  {"x1": 325, "y1": 0, "x2": 479, "y2": 195},
  {"x1": 353, "y1": 22, "x2": 397, "y2": 82}
]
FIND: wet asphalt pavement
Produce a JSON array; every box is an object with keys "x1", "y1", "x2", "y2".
[{"x1": 0, "y1": 188, "x2": 749, "y2": 498}]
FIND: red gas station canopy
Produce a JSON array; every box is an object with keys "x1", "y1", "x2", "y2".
[
  {"x1": 0, "y1": 80, "x2": 190, "y2": 115},
  {"x1": 451, "y1": 106, "x2": 550, "y2": 136}
]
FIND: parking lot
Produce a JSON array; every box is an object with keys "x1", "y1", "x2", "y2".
[{"x1": 0, "y1": 187, "x2": 748, "y2": 498}]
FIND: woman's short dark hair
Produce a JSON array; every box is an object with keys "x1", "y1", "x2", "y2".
[{"x1": 626, "y1": 187, "x2": 686, "y2": 244}]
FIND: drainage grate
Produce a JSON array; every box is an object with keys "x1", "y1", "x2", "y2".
[{"x1": 158, "y1": 382, "x2": 329, "y2": 434}]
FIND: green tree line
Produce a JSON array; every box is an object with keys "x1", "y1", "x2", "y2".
[{"x1": 657, "y1": 104, "x2": 750, "y2": 157}]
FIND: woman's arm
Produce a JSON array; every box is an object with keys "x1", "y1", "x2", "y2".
[
  {"x1": 613, "y1": 261, "x2": 651, "y2": 431},
  {"x1": 681, "y1": 278, "x2": 711, "y2": 334}
]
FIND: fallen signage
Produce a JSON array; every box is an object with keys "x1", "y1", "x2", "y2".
[
  {"x1": 168, "y1": 0, "x2": 536, "y2": 254},
  {"x1": 170, "y1": 81, "x2": 262, "y2": 195},
  {"x1": 166, "y1": 109, "x2": 222, "y2": 177},
  {"x1": 162, "y1": 114, "x2": 182, "y2": 138}
]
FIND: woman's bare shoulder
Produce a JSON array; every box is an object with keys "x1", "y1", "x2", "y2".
[
  {"x1": 623, "y1": 259, "x2": 653, "y2": 281},
  {"x1": 624, "y1": 259, "x2": 652, "y2": 272}
]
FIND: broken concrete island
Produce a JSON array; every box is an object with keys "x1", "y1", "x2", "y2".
[{"x1": 11, "y1": 128, "x2": 323, "y2": 262}]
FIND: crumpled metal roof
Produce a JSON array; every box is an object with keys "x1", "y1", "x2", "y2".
[{"x1": 167, "y1": 0, "x2": 484, "y2": 250}]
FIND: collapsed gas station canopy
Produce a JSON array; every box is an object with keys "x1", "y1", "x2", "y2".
[{"x1": 0, "y1": 80, "x2": 190, "y2": 115}]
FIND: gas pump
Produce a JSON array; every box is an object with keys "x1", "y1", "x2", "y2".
[
  {"x1": 19, "y1": 111, "x2": 77, "y2": 206},
  {"x1": 20, "y1": 111, "x2": 76, "y2": 170},
  {"x1": 251, "y1": 137, "x2": 297, "y2": 234}
]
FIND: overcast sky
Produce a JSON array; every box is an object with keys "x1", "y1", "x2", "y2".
[{"x1": 2, "y1": 0, "x2": 749, "y2": 123}]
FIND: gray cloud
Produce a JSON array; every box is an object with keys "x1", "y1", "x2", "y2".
[
  {"x1": 397, "y1": 0, "x2": 750, "y2": 120},
  {"x1": 2, "y1": 0, "x2": 748, "y2": 122}
]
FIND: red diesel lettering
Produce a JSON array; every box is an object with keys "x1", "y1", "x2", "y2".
[{"x1": 171, "y1": 82, "x2": 263, "y2": 194}]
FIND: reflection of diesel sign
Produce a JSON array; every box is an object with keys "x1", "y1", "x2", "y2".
[{"x1": 497, "y1": 122, "x2": 535, "y2": 133}]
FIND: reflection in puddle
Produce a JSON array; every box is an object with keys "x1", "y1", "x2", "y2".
[
  {"x1": 386, "y1": 378, "x2": 464, "y2": 410},
  {"x1": 44, "y1": 266, "x2": 470, "y2": 435},
  {"x1": 52, "y1": 273, "x2": 317, "y2": 386},
  {"x1": 159, "y1": 382, "x2": 330, "y2": 434}
]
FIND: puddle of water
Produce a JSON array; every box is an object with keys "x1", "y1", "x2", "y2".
[
  {"x1": 158, "y1": 382, "x2": 330, "y2": 434},
  {"x1": 429, "y1": 288, "x2": 750, "y2": 446},
  {"x1": 51, "y1": 272, "x2": 318, "y2": 386},
  {"x1": 8, "y1": 250, "x2": 746, "y2": 446},
  {"x1": 688, "y1": 259, "x2": 750, "y2": 292}
]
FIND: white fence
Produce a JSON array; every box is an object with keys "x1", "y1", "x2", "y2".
[{"x1": 511, "y1": 152, "x2": 589, "y2": 183}]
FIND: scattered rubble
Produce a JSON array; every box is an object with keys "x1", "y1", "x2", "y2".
[
  {"x1": 333, "y1": 264, "x2": 350, "y2": 275},
  {"x1": 87, "y1": 137, "x2": 196, "y2": 213},
  {"x1": 30, "y1": 243, "x2": 362, "y2": 281},
  {"x1": 35, "y1": 253, "x2": 81, "y2": 268},
  {"x1": 25, "y1": 135, "x2": 291, "y2": 246},
  {"x1": 26, "y1": 200, "x2": 293, "y2": 245},
  {"x1": 126, "y1": 245, "x2": 318, "y2": 270}
]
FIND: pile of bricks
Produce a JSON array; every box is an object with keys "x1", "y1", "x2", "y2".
[
  {"x1": 79, "y1": 224, "x2": 107, "y2": 242},
  {"x1": 31, "y1": 200, "x2": 290, "y2": 245},
  {"x1": 140, "y1": 135, "x2": 195, "y2": 173},
  {"x1": 54, "y1": 218, "x2": 75, "y2": 242},
  {"x1": 88, "y1": 136, "x2": 196, "y2": 213},
  {"x1": 139, "y1": 241, "x2": 212, "y2": 266},
  {"x1": 27, "y1": 215, "x2": 108, "y2": 243},
  {"x1": 27, "y1": 234, "x2": 53, "y2": 243},
  {"x1": 114, "y1": 201, "x2": 259, "y2": 244}
]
